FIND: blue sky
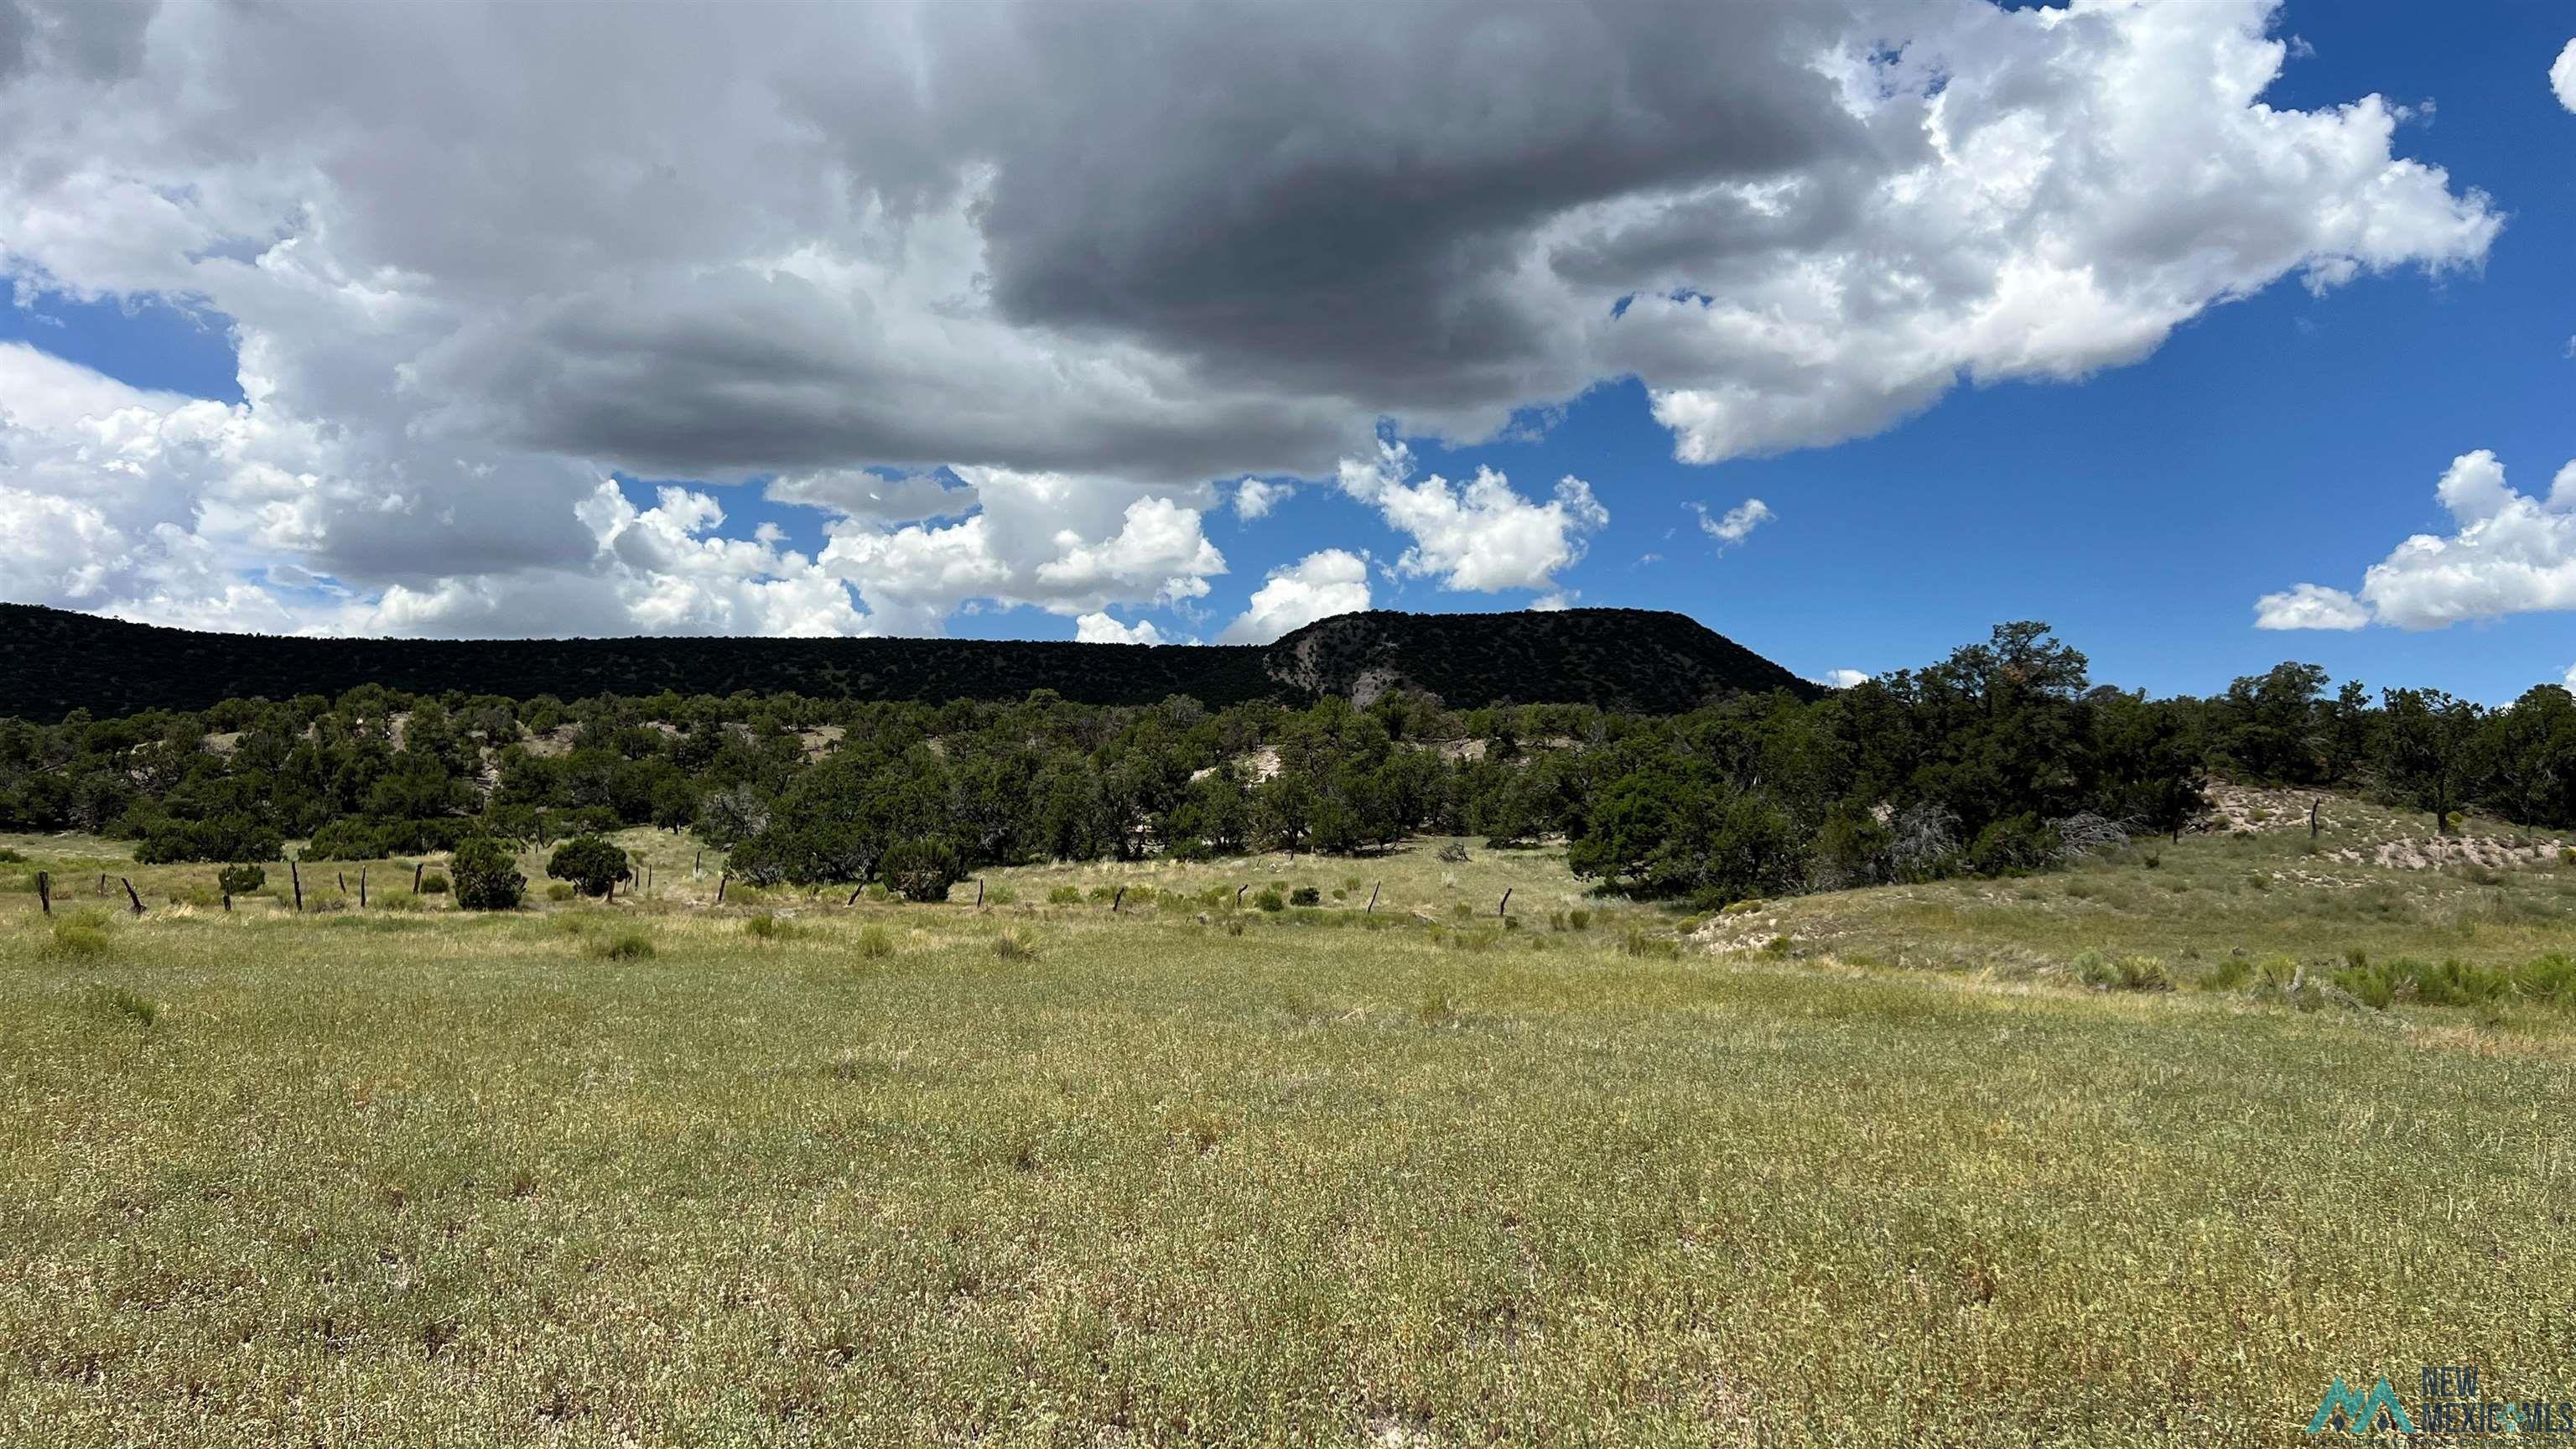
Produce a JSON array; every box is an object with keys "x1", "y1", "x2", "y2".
[{"x1": 3, "y1": 0, "x2": 2572, "y2": 701}]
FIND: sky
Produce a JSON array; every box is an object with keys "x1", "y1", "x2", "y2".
[{"x1": 1, "y1": 0, "x2": 2573, "y2": 702}]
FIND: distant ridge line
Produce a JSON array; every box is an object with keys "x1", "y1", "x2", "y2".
[{"x1": 0, "y1": 604, "x2": 1819, "y2": 719}]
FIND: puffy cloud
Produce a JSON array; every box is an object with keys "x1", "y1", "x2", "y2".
[
  {"x1": 1218, "y1": 549, "x2": 1372, "y2": 644},
  {"x1": 2253, "y1": 584, "x2": 2370, "y2": 631},
  {"x1": 1694, "y1": 497, "x2": 1774, "y2": 548},
  {"x1": 1074, "y1": 612, "x2": 1168, "y2": 646},
  {"x1": 816, "y1": 467, "x2": 1227, "y2": 634},
  {"x1": 0, "y1": 0, "x2": 2503, "y2": 636},
  {"x1": 1818, "y1": 668, "x2": 1871, "y2": 689},
  {"x1": 1334, "y1": 441, "x2": 1607, "y2": 595},
  {"x1": 2554, "y1": 39, "x2": 2576, "y2": 112},
  {"x1": 1233, "y1": 477, "x2": 1293, "y2": 521},
  {"x1": 2256, "y1": 452, "x2": 2576, "y2": 633}
]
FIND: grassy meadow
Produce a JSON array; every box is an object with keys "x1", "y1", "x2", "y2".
[{"x1": 3, "y1": 798, "x2": 2574, "y2": 1446}]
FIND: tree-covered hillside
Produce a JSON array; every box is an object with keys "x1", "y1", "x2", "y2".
[{"x1": 0, "y1": 605, "x2": 1815, "y2": 719}]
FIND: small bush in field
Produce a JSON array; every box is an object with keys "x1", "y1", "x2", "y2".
[
  {"x1": 418, "y1": 871, "x2": 450, "y2": 895},
  {"x1": 993, "y1": 929, "x2": 1039, "y2": 961},
  {"x1": 1047, "y1": 886, "x2": 1083, "y2": 905},
  {"x1": 1289, "y1": 886, "x2": 1321, "y2": 906},
  {"x1": 1254, "y1": 888, "x2": 1285, "y2": 912},
  {"x1": 43, "y1": 910, "x2": 113, "y2": 961},
  {"x1": 547, "y1": 882, "x2": 577, "y2": 902},
  {"x1": 451, "y1": 838, "x2": 526, "y2": 911},
  {"x1": 85, "y1": 984, "x2": 156, "y2": 1026},
  {"x1": 745, "y1": 911, "x2": 802, "y2": 942},
  {"x1": 585, "y1": 930, "x2": 654, "y2": 961},
  {"x1": 880, "y1": 839, "x2": 963, "y2": 902},
  {"x1": 547, "y1": 835, "x2": 631, "y2": 898},
  {"x1": 1435, "y1": 841, "x2": 1470, "y2": 864},
  {"x1": 2075, "y1": 950, "x2": 2174, "y2": 993},
  {"x1": 856, "y1": 924, "x2": 894, "y2": 958},
  {"x1": 1619, "y1": 928, "x2": 1680, "y2": 959}
]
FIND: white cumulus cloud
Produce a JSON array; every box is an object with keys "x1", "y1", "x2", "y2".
[
  {"x1": 1334, "y1": 441, "x2": 1606, "y2": 595},
  {"x1": 1074, "y1": 612, "x2": 1168, "y2": 645},
  {"x1": 1233, "y1": 478, "x2": 1293, "y2": 521},
  {"x1": 2553, "y1": 38, "x2": 2576, "y2": 112},
  {"x1": 1218, "y1": 548, "x2": 1372, "y2": 644},
  {"x1": 2256, "y1": 451, "x2": 2576, "y2": 633}
]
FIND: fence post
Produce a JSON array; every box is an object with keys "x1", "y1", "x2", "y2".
[
  {"x1": 1235, "y1": 884, "x2": 1248, "y2": 909},
  {"x1": 1112, "y1": 886, "x2": 1125, "y2": 914},
  {"x1": 1366, "y1": 881, "x2": 1379, "y2": 913},
  {"x1": 121, "y1": 877, "x2": 144, "y2": 916},
  {"x1": 2309, "y1": 800, "x2": 2320, "y2": 841},
  {"x1": 290, "y1": 859, "x2": 303, "y2": 912},
  {"x1": 413, "y1": 861, "x2": 424, "y2": 892},
  {"x1": 217, "y1": 870, "x2": 230, "y2": 912},
  {"x1": 35, "y1": 870, "x2": 49, "y2": 915},
  {"x1": 848, "y1": 883, "x2": 865, "y2": 906},
  {"x1": 359, "y1": 867, "x2": 368, "y2": 908},
  {"x1": 1498, "y1": 887, "x2": 1512, "y2": 920},
  {"x1": 715, "y1": 871, "x2": 728, "y2": 905}
]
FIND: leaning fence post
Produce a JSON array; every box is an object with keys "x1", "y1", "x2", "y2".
[
  {"x1": 974, "y1": 879, "x2": 984, "y2": 908},
  {"x1": 1112, "y1": 886, "x2": 1125, "y2": 914},
  {"x1": 848, "y1": 882, "x2": 865, "y2": 906},
  {"x1": 413, "y1": 861, "x2": 425, "y2": 892},
  {"x1": 1366, "y1": 881, "x2": 1379, "y2": 913},
  {"x1": 121, "y1": 877, "x2": 144, "y2": 916},
  {"x1": 290, "y1": 858, "x2": 303, "y2": 912},
  {"x1": 35, "y1": 870, "x2": 49, "y2": 915},
  {"x1": 1497, "y1": 887, "x2": 1512, "y2": 920},
  {"x1": 715, "y1": 871, "x2": 728, "y2": 905},
  {"x1": 1235, "y1": 884, "x2": 1248, "y2": 909}
]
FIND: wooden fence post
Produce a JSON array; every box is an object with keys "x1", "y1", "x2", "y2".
[
  {"x1": 2309, "y1": 800, "x2": 2320, "y2": 842},
  {"x1": 848, "y1": 882, "x2": 865, "y2": 906},
  {"x1": 1234, "y1": 884, "x2": 1248, "y2": 909},
  {"x1": 217, "y1": 870, "x2": 230, "y2": 912},
  {"x1": 121, "y1": 877, "x2": 144, "y2": 916},
  {"x1": 35, "y1": 870, "x2": 49, "y2": 915},
  {"x1": 413, "y1": 862, "x2": 424, "y2": 892},
  {"x1": 1112, "y1": 886, "x2": 1125, "y2": 914},
  {"x1": 1497, "y1": 887, "x2": 1512, "y2": 920},
  {"x1": 359, "y1": 867, "x2": 368, "y2": 908},
  {"x1": 975, "y1": 879, "x2": 984, "y2": 908},
  {"x1": 715, "y1": 871, "x2": 728, "y2": 905},
  {"x1": 1366, "y1": 881, "x2": 1379, "y2": 913},
  {"x1": 290, "y1": 859, "x2": 303, "y2": 912}
]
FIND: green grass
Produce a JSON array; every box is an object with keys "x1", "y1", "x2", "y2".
[{"x1": 2, "y1": 818, "x2": 2573, "y2": 1443}]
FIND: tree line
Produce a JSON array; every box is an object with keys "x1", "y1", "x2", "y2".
[{"x1": 0, "y1": 623, "x2": 2562, "y2": 908}]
